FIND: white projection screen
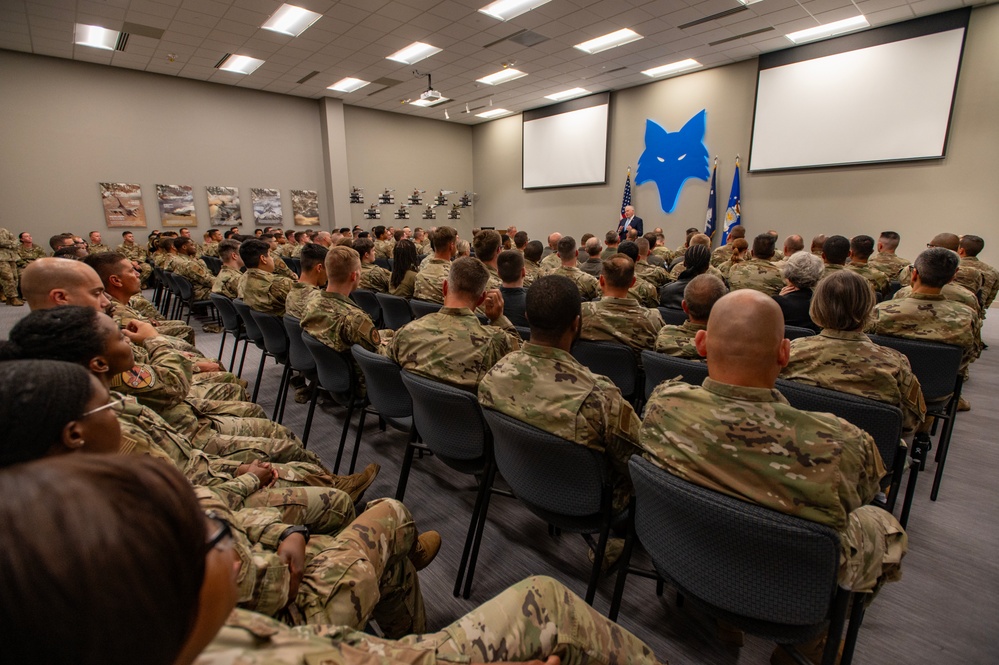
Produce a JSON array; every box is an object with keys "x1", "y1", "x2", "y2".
[
  {"x1": 749, "y1": 9, "x2": 969, "y2": 172},
  {"x1": 523, "y1": 93, "x2": 609, "y2": 189}
]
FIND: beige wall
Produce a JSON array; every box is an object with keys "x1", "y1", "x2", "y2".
[{"x1": 472, "y1": 4, "x2": 999, "y2": 268}]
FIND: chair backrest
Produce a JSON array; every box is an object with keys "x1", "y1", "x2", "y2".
[
  {"x1": 866, "y1": 334, "x2": 962, "y2": 403},
  {"x1": 374, "y1": 257, "x2": 392, "y2": 271},
  {"x1": 203, "y1": 256, "x2": 222, "y2": 276},
  {"x1": 571, "y1": 340, "x2": 638, "y2": 399},
  {"x1": 231, "y1": 299, "x2": 264, "y2": 344},
  {"x1": 483, "y1": 409, "x2": 608, "y2": 520},
  {"x1": 249, "y1": 310, "x2": 289, "y2": 360},
  {"x1": 775, "y1": 378, "x2": 903, "y2": 473},
  {"x1": 641, "y1": 350, "x2": 708, "y2": 399},
  {"x1": 784, "y1": 325, "x2": 817, "y2": 340},
  {"x1": 173, "y1": 273, "x2": 195, "y2": 301},
  {"x1": 401, "y1": 371, "x2": 489, "y2": 467},
  {"x1": 281, "y1": 316, "x2": 316, "y2": 373},
  {"x1": 162, "y1": 271, "x2": 181, "y2": 295},
  {"x1": 375, "y1": 292, "x2": 414, "y2": 331},
  {"x1": 630, "y1": 456, "x2": 839, "y2": 626},
  {"x1": 302, "y1": 332, "x2": 353, "y2": 394},
  {"x1": 210, "y1": 294, "x2": 242, "y2": 335},
  {"x1": 657, "y1": 307, "x2": 688, "y2": 326},
  {"x1": 349, "y1": 289, "x2": 382, "y2": 325},
  {"x1": 410, "y1": 299, "x2": 443, "y2": 319},
  {"x1": 351, "y1": 345, "x2": 412, "y2": 419},
  {"x1": 514, "y1": 326, "x2": 531, "y2": 341}
]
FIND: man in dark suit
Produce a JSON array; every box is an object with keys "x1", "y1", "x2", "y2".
[{"x1": 617, "y1": 205, "x2": 643, "y2": 241}]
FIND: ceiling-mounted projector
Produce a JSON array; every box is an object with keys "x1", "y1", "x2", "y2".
[{"x1": 420, "y1": 89, "x2": 443, "y2": 102}]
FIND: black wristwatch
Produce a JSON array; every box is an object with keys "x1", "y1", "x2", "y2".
[{"x1": 278, "y1": 524, "x2": 310, "y2": 544}]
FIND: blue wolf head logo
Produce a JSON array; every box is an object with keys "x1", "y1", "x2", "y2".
[{"x1": 636, "y1": 110, "x2": 709, "y2": 214}]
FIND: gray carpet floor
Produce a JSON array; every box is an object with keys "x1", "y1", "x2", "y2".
[{"x1": 2, "y1": 296, "x2": 997, "y2": 664}]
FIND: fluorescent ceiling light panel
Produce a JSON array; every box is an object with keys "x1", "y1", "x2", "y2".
[
  {"x1": 410, "y1": 96, "x2": 450, "y2": 107},
  {"x1": 387, "y1": 42, "x2": 442, "y2": 64},
  {"x1": 477, "y1": 108, "x2": 513, "y2": 118},
  {"x1": 477, "y1": 68, "x2": 527, "y2": 85},
  {"x1": 786, "y1": 15, "x2": 870, "y2": 44},
  {"x1": 736, "y1": 0, "x2": 764, "y2": 5},
  {"x1": 217, "y1": 54, "x2": 264, "y2": 75},
  {"x1": 641, "y1": 58, "x2": 702, "y2": 78},
  {"x1": 74, "y1": 24, "x2": 119, "y2": 50},
  {"x1": 544, "y1": 87, "x2": 589, "y2": 101},
  {"x1": 478, "y1": 0, "x2": 551, "y2": 21},
  {"x1": 262, "y1": 4, "x2": 322, "y2": 37},
  {"x1": 574, "y1": 28, "x2": 642, "y2": 54},
  {"x1": 328, "y1": 77, "x2": 370, "y2": 92}
]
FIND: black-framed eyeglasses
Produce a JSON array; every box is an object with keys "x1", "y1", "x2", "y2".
[
  {"x1": 205, "y1": 511, "x2": 234, "y2": 553},
  {"x1": 80, "y1": 395, "x2": 126, "y2": 418}
]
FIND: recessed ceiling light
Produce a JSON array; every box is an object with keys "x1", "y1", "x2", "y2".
[
  {"x1": 217, "y1": 54, "x2": 264, "y2": 75},
  {"x1": 262, "y1": 4, "x2": 322, "y2": 37},
  {"x1": 478, "y1": 0, "x2": 551, "y2": 21},
  {"x1": 735, "y1": 0, "x2": 764, "y2": 5},
  {"x1": 387, "y1": 42, "x2": 442, "y2": 64},
  {"x1": 544, "y1": 87, "x2": 589, "y2": 101},
  {"x1": 74, "y1": 24, "x2": 120, "y2": 50},
  {"x1": 641, "y1": 59, "x2": 702, "y2": 78},
  {"x1": 477, "y1": 68, "x2": 527, "y2": 85},
  {"x1": 786, "y1": 15, "x2": 870, "y2": 44},
  {"x1": 328, "y1": 77, "x2": 370, "y2": 93},
  {"x1": 574, "y1": 28, "x2": 643, "y2": 55},
  {"x1": 410, "y1": 96, "x2": 450, "y2": 107},
  {"x1": 477, "y1": 108, "x2": 513, "y2": 118}
]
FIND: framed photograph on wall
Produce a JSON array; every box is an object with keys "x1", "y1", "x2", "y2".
[
  {"x1": 207, "y1": 186, "x2": 241, "y2": 226},
  {"x1": 100, "y1": 182, "x2": 147, "y2": 228},
  {"x1": 250, "y1": 188, "x2": 282, "y2": 226},
  {"x1": 156, "y1": 184, "x2": 197, "y2": 228},
  {"x1": 291, "y1": 189, "x2": 319, "y2": 226}
]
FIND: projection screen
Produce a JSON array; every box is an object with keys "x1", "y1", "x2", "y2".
[{"x1": 523, "y1": 93, "x2": 610, "y2": 189}]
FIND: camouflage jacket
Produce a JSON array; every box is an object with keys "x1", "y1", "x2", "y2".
[
  {"x1": 580, "y1": 297, "x2": 664, "y2": 355},
  {"x1": 847, "y1": 263, "x2": 889, "y2": 297},
  {"x1": 545, "y1": 265, "x2": 600, "y2": 300},
  {"x1": 651, "y1": 245, "x2": 673, "y2": 263},
  {"x1": 960, "y1": 256, "x2": 999, "y2": 309},
  {"x1": 111, "y1": 335, "x2": 192, "y2": 412},
  {"x1": 653, "y1": 320, "x2": 706, "y2": 360},
  {"x1": 0, "y1": 228, "x2": 17, "y2": 261},
  {"x1": 867, "y1": 292, "x2": 981, "y2": 370},
  {"x1": 641, "y1": 378, "x2": 885, "y2": 532},
  {"x1": 174, "y1": 255, "x2": 217, "y2": 298},
  {"x1": 285, "y1": 282, "x2": 320, "y2": 320},
  {"x1": 635, "y1": 259, "x2": 672, "y2": 287},
  {"x1": 539, "y1": 252, "x2": 562, "y2": 272},
  {"x1": 202, "y1": 241, "x2": 220, "y2": 257},
  {"x1": 374, "y1": 239, "x2": 395, "y2": 260},
  {"x1": 274, "y1": 256, "x2": 297, "y2": 280},
  {"x1": 867, "y1": 252, "x2": 908, "y2": 280},
  {"x1": 413, "y1": 258, "x2": 449, "y2": 303},
  {"x1": 523, "y1": 259, "x2": 542, "y2": 287},
  {"x1": 117, "y1": 241, "x2": 149, "y2": 263},
  {"x1": 387, "y1": 307, "x2": 520, "y2": 389},
  {"x1": 242, "y1": 268, "x2": 294, "y2": 316},
  {"x1": 893, "y1": 283, "x2": 980, "y2": 316},
  {"x1": 129, "y1": 294, "x2": 161, "y2": 319},
  {"x1": 598, "y1": 275, "x2": 659, "y2": 308},
  {"x1": 16, "y1": 244, "x2": 45, "y2": 268},
  {"x1": 300, "y1": 291, "x2": 380, "y2": 354},
  {"x1": 88, "y1": 243, "x2": 112, "y2": 254},
  {"x1": 213, "y1": 265, "x2": 243, "y2": 300},
  {"x1": 710, "y1": 244, "x2": 735, "y2": 267},
  {"x1": 782, "y1": 329, "x2": 926, "y2": 430},
  {"x1": 727, "y1": 258, "x2": 784, "y2": 295},
  {"x1": 897, "y1": 263, "x2": 983, "y2": 299},
  {"x1": 820, "y1": 264, "x2": 847, "y2": 281},
  {"x1": 360, "y1": 262, "x2": 391, "y2": 293}
]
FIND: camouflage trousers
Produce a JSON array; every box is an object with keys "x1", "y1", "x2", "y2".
[
  {"x1": 0, "y1": 260, "x2": 17, "y2": 299},
  {"x1": 199, "y1": 429, "x2": 324, "y2": 469},
  {"x1": 839, "y1": 505, "x2": 908, "y2": 595},
  {"x1": 189, "y1": 397, "x2": 267, "y2": 420},
  {"x1": 242, "y1": 485, "x2": 356, "y2": 537},
  {"x1": 283, "y1": 498, "x2": 425, "y2": 638},
  {"x1": 190, "y1": 381, "x2": 249, "y2": 402},
  {"x1": 157, "y1": 320, "x2": 196, "y2": 345}
]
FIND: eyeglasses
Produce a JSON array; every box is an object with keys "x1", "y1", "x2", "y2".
[
  {"x1": 205, "y1": 511, "x2": 234, "y2": 553},
  {"x1": 80, "y1": 395, "x2": 125, "y2": 418}
]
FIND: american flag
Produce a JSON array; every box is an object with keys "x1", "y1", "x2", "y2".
[{"x1": 620, "y1": 169, "x2": 632, "y2": 218}]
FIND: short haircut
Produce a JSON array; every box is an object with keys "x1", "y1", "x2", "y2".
[
  {"x1": 643, "y1": 232, "x2": 659, "y2": 247},
  {"x1": 752, "y1": 233, "x2": 776, "y2": 260},
  {"x1": 617, "y1": 240, "x2": 639, "y2": 261},
  {"x1": 497, "y1": 249, "x2": 525, "y2": 283},
  {"x1": 218, "y1": 239, "x2": 240, "y2": 261},
  {"x1": 784, "y1": 235, "x2": 804, "y2": 253},
  {"x1": 393, "y1": 229, "x2": 405, "y2": 242},
  {"x1": 172, "y1": 237, "x2": 191, "y2": 252},
  {"x1": 850, "y1": 235, "x2": 875, "y2": 261},
  {"x1": 605, "y1": 230, "x2": 618, "y2": 245},
  {"x1": 689, "y1": 233, "x2": 711, "y2": 248},
  {"x1": 913, "y1": 247, "x2": 960, "y2": 288},
  {"x1": 352, "y1": 237, "x2": 374, "y2": 258},
  {"x1": 556, "y1": 235, "x2": 576, "y2": 261},
  {"x1": 526, "y1": 275, "x2": 581, "y2": 339},
  {"x1": 683, "y1": 274, "x2": 728, "y2": 321},
  {"x1": 157, "y1": 238, "x2": 175, "y2": 252},
  {"x1": 53, "y1": 247, "x2": 82, "y2": 259},
  {"x1": 121, "y1": 231, "x2": 132, "y2": 238},
  {"x1": 781, "y1": 251, "x2": 823, "y2": 289},
  {"x1": 585, "y1": 238, "x2": 602, "y2": 256},
  {"x1": 238, "y1": 239, "x2": 270, "y2": 269},
  {"x1": 513, "y1": 230, "x2": 529, "y2": 249},
  {"x1": 372, "y1": 225, "x2": 386, "y2": 239},
  {"x1": 325, "y1": 245, "x2": 361, "y2": 283},
  {"x1": 811, "y1": 234, "x2": 827, "y2": 252},
  {"x1": 929, "y1": 233, "x2": 959, "y2": 251},
  {"x1": 299, "y1": 243, "x2": 328, "y2": 273},
  {"x1": 472, "y1": 230, "x2": 502, "y2": 262},
  {"x1": 456, "y1": 239, "x2": 470, "y2": 256},
  {"x1": 879, "y1": 231, "x2": 900, "y2": 250},
  {"x1": 259, "y1": 232, "x2": 276, "y2": 241},
  {"x1": 822, "y1": 235, "x2": 850, "y2": 265},
  {"x1": 48, "y1": 233, "x2": 74, "y2": 251},
  {"x1": 524, "y1": 240, "x2": 544, "y2": 263},
  {"x1": 602, "y1": 254, "x2": 634, "y2": 289},
  {"x1": 580, "y1": 233, "x2": 594, "y2": 246},
  {"x1": 83, "y1": 253, "x2": 129, "y2": 286},
  {"x1": 431, "y1": 226, "x2": 456, "y2": 252},
  {"x1": 449, "y1": 256, "x2": 491, "y2": 298},
  {"x1": 294, "y1": 231, "x2": 308, "y2": 242},
  {"x1": 959, "y1": 235, "x2": 984, "y2": 256},
  {"x1": 635, "y1": 237, "x2": 650, "y2": 255},
  {"x1": 728, "y1": 226, "x2": 746, "y2": 240},
  {"x1": 810, "y1": 270, "x2": 874, "y2": 331}
]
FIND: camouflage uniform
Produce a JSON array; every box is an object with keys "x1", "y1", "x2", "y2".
[
  {"x1": 274, "y1": 256, "x2": 297, "y2": 280},
  {"x1": 387, "y1": 307, "x2": 520, "y2": 389},
  {"x1": 540, "y1": 252, "x2": 562, "y2": 272},
  {"x1": 203, "y1": 241, "x2": 221, "y2": 257},
  {"x1": 413, "y1": 258, "x2": 450, "y2": 303},
  {"x1": 360, "y1": 262, "x2": 391, "y2": 293},
  {"x1": 484, "y1": 264, "x2": 502, "y2": 291},
  {"x1": 174, "y1": 254, "x2": 218, "y2": 301},
  {"x1": 108, "y1": 293, "x2": 196, "y2": 344},
  {"x1": 197, "y1": 575, "x2": 659, "y2": 665},
  {"x1": 634, "y1": 259, "x2": 672, "y2": 288},
  {"x1": 621, "y1": 276, "x2": 660, "y2": 308},
  {"x1": 715, "y1": 259, "x2": 740, "y2": 283},
  {"x1": 580, "y1": 297, "x2": 664, "y2": 359},
  {"x1": 546, "y1": 266, "x2": 600, "y2": 300},
  {"x1": 523, "y1": 258, "x2": 542, "y2": 287},
  {"x1": 960, "y1": 255, "x2": 999, "y2": 310},
  {"x1": 15, "y1": 244, "x2": 45, "y2": 269},
  {"x1": 710, "y1": 244, "x2": 735, "y2": 267},
  {"x1": 374, "y1": 239, "x2": 395, "y2": 261},
  {"x1": 867, "y1": 252, "x2": 909, "y2": 281},
  {"x1": 213, "y1": 265, "x2": 244, "y2": 300},
  {"x1": 242, "y1": 268, "x2": 295, "y2": 316},
  {"x1": 479, "y1": 343, "x2": 644, "y2": 509},
  {"x1": 847, "y1": 263, "x2": 889, "y2": 298},
  {"x1": 651, "y1": 245, "x2": 673, "y2": 263},
  {"x1": 896, "y1": 263, "x2": 983, "y2": 298},
  {"x1": 88, "y1": 242, "x2": 112, "y2": 254},
  {"x1": 820, "y1": 263, "x2": 847, "y2": 280},
  {"x1": 782, "y1": 329, "x2": 926, "y2": 430},
  {"x1": 285, "y1": 282, "x2": 320, "y2": 320},
  {"x1": 653, "y1": 321, "x2": 706, "y2": 360},
  {"x1": 128, "y1": 333, "x2": 244, "y2": 399},
  {"x1": 893, "y1": 283, "x2": 981, "y2": 317},
  {"x1": 0, "y1": 228, "x2": 19, "y2": 301},
  {"x1": 669, "y1": 262, "x2": 725, "y2": 281},
  {"x1": 291, "y1": 244, "x2": 304, "y2": 258},
  {"x1": 727, "y1": 258, "x2": 784, "y2": 296},
  {"x1": 641, "y1": 378, "x2": 907, "y2": 593},
  {"x1": 867, "y1": 292, "x2": 981, "y2": 372},
  {"x1": 300, "y1": 290, "x2": 381, "y2": 393}
]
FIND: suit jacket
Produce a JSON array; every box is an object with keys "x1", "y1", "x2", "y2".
[{"x1": 617, "y1": 216, "x2": 644, "y2": 241}]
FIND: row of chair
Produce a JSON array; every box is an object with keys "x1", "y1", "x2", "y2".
[{"x1": 152, "y1": 267, "x2": 217, "y2": 326}]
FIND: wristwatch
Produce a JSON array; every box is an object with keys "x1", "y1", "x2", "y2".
[{"x1": 278, "y1": 524, "x2": 310, "y2": 544}]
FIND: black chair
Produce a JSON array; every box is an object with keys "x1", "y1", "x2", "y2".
[
  {"x1": 571, "y1": 340, "x2": 640, "y2": 404},
  {"x1": 173, "y1": 274, "x2": 215, "y2": 325},
  {"x1": 482, "y1": 409, "x2": 628, "y2": 605},
  {"x1": 514, "y1": 326, "x2": 531, "y2": 341},
  {"x1": 640, "y1": 350, "x2": 708, "y2": 400},
  {"x1": 302, "y1": 333, "x2": 365, "y2": 473},
  {"x1": 282, "y1": 316, "x2": 319, "y2": 446},
  {"x1": 401, "y1": 371, "x2": 509, "y2": 598},
  {"x1": 375, "y1": 292, "x2": 414, "y2": 331},
  {"x1": 374, "y1": 257, "x2": 392, "y2": 271},
  {"x1": 349, "y1": 289, "x2": 382, "y2": 327},
  {"x1": 657, "y1": 307, "x2": 687, "y2": 326},
  {"x1": 611, "y1": 457, "x2": 865, "y2": 665},
  {"x1": 152, "y1": 266, "x2": 167, "y2": 312},
  {"x1": 409, "y1": 299, "x2": 443, "y2": 318},
  {"x1": 202, "y1": 255, "x2": 222, "y2": 276},
  {"x1": 281, "y1": 256, "x2": 301, "y2": 276},
  {"x1": 868, "y1": 335, "x2": 963, "y2": 502},
  {"x1": 209, "y1": 293, "x2": 246, "y2": 377},
  {"x1": 160, "y1": 272, "x2": 181, "y2": 319},
  {"x1": 350, "y1": 345, "x2": 414, "y2": 476},
  {"x1": 249, "y1": 311, "x2": 292, "y2": 423},
  {"x1": 785, "y1": 325, "x2": 817, "y2": 340},
  {"x1": 231, "y1": 299, "x2": 269, "y2": 403}
]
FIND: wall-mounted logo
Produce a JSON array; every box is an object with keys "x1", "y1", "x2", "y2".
[{"x1": 636, "y1": 110, "x2": 709, "y2": 213}]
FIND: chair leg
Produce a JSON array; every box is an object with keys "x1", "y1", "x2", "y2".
[
  {"x1": 899, "y1": 434, "x2": 929, "y2": 529},
  {"x1": 236, "y1": 338, "x2": 249, "y2": 378},
  {"x1": 333, "y1": 400, "x2": 357, "y2": 475},
  {"x1": 348, "y1": 406, "x2": 371, "y2": 475},
  {"x1": 185, "y1": 301, "x2": 193, "y2": 324},
  {"x1": 585, "y1": 522, "x2": 612, "y2": 605},
  {"x1": 218, "y1": 330, "x2": 228, "y2": 364},
  {"x1": 250, "y1": 352, "x2": 268, "y2": 403},
  {"x1": 300, "y1": 385, "x2": 319, "y2": 448},
  {"x1": 822, "y1": 589, "x2": 852, "y2": 665},
  {"x1": 839, "y1": 593, "x2": 867, "y2": 665},
  {"x1": 930, "y1": 405, "x2": 959, "y2": 501},
  {"x1": 460, "y1": 461, "x2": 497, "y2": 599},
  {"x1": 273, "y1": 364, "x2": 292, "y2": 422},
  {"x1": 277, "y1": 369, "x2": 291, "y2": 423},
  {"x1": 608, "y1": 504, "x2": 636, "y2": 621},
  {"x1": 395, "y1": 438, "x2": 418, "y2": 502}
]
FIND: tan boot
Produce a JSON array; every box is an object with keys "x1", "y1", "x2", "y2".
[
  {"x1": 7, "y1": 297, "x2": 24, "y2": 307},
  {"x1": 958, "y1": 396, "x2": 971, "y2": 412},
  {"x1": 341, "y1": 463, "x2": 380, "y2": 503},
  {"x1": 409, "y1": 531, "x2": 442, "y2": 570}
]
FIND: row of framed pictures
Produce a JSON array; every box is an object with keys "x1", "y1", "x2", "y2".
[{"x1": 99, "y1": 183, "x2": 320, "y2": 228}]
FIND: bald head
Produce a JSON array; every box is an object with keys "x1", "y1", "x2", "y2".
[
  {"x1": 697, "y1": 290, "x2": 788, "y2": 388},
  {"x1": 547, "y1": 232, "x2": 562, "y2": 250},
  {"x1": 21, "y1": 258, "x2": 111, "y2": 312},
  {"x1": 929, "y1": 233, "x2": 959, "y2": 251}
]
